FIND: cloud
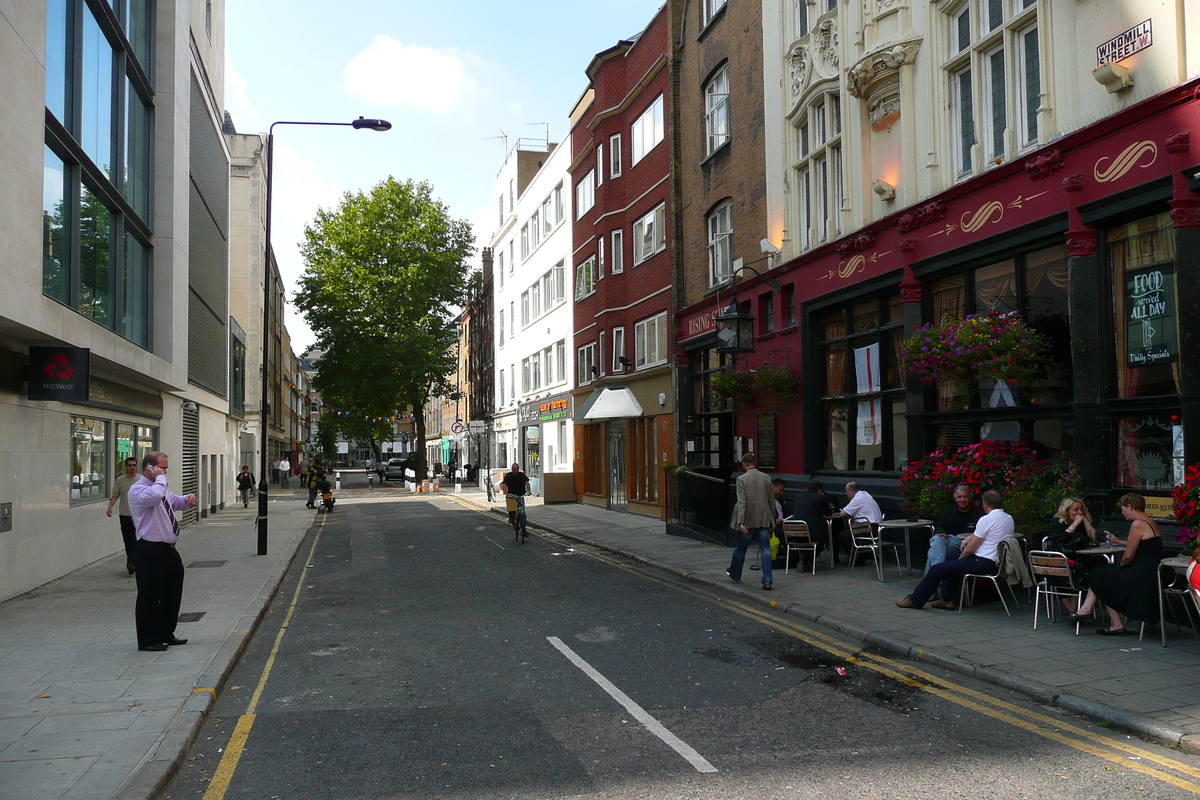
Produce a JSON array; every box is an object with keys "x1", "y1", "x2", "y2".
[
  {"x1": 224, "y1": 55, "x2": 257, "y2": 131},
  {"x1": 344, "y1": 35, "x2": 478, "y2": 113}
]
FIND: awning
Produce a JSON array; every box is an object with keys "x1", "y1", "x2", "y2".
[{"x1": 573, "y1": 387, "x2": 644, "y2": 421}]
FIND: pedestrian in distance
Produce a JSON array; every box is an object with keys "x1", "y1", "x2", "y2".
[
  {"x1": 727, "y1": 452, "x2": 775, "y2": 590},
  {"x1": 270, "y1": 457, "x2": 280, "y2": 486},
  {"x1": 305, "y1": 461, "x2": 325, "y2": 509},
  {"x1": 106, "y1": 456, "x2": 140, "y2": 575},
  {"x1": 279, "y1": 456, "x2": 291, "y2": 490},
  {"x1": 236, "y1": 465, "x2": 255, "y2": 508},
  {"x1": 128, "y1": 451, "x2": 197, "y2": 652}
]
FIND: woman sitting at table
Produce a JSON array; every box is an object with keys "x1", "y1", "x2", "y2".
[
  {"x1": 1067, "y1": 492, "x2": 1163, "y2": 636},
  {"x1": 1046, "y1": 497, "x2": 1099, "y2": 554}
]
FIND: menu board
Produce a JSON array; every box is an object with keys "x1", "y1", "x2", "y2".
[
  {"x1": 757, "y1": 413, "x2": 777, "y2": 469},
  {"x1": 1126, "y1": 265, "x2": 1176, "y2": 367}
]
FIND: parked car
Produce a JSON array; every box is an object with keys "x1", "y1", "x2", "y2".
[{"x1": 383, "y1": 458, "x2": 407, "y2": 481}]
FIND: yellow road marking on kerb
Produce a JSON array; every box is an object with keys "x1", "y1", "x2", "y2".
[{"x1": 202, "y1": 515, "x2": 326, "y2": 800}]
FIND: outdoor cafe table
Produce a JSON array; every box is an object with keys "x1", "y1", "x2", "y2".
[
  {"x1": 1157, "y1": 555, "x2": 1195, "y2": 647},
  {"x1": 1076, "y1": 544, "x2": 1127, "y2": 564},
  {"x1": 877, "y1": 519, "x2": 934, "y2": 575}
]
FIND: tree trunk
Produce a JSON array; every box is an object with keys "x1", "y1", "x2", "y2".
[{"x1": 412, "y1": 390, "x2": 428, "y2": 481}]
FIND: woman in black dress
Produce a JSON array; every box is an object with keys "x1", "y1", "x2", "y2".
[{"x1": 1068, "y1": 492, "x2": 1163, "y2": 635}]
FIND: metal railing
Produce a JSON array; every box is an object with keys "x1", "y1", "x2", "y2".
[{"x1": 667, "y1": 469, "x2": 733, "y2": 546}]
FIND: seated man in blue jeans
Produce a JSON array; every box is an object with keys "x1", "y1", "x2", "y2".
[
  {"x1": 924, "y1": 483, "x2": 985, "y2": 573},
  {"x1": 896, "y1": 489, "x2": 1013, "y2": 610}
]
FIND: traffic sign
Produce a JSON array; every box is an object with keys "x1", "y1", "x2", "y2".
[
  {"x1": 468, "y1": 420, "x2": 486, "y2": 434},
  {"x1": 450, "y1": 421, "x2": 465, "y2": 434}
]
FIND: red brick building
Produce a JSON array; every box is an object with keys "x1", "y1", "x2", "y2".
[{"x1": 570, "y1": 5, "x2": 676, "y2": 517}]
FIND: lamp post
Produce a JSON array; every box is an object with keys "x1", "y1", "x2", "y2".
[
  {"x1": 713, "y1": 262, "x2": 779, "y2": 357},
  {"x1": 257, "y1": 116, "x2": 391, "y2": 555}
]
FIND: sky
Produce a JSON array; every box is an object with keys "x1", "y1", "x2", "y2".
[{"x1": 224, "y1": 0, "x2": 667, "y2": 354}]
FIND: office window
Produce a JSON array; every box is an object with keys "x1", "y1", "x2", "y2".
[
  {"x1": 598, "y1": 236, "x2": 605, "y2": 279},
  {"x1": 633, "y1": 203, "x2": 667, "y2": 265},
  {"x1": 576, "y1": 170, "x2": 595, "y2": 218},
  {"x1": 599, "y1": 332, "x2": 606, "y2": 376},
  {"x1": 556, "y1": 341, "x2": 566, "y2": 383},
  {"x1": 499, "y1": 370, "x2": 506, "y2": 406},
  {"x1": 703, "y1": 0, "x2": 726, "y2": 25},
  {"x1": 610, "y1": 134, "x2": 622, "y2": 177},
  {"x1": 554, "y1": 182, "x2": 564, "y2": 222},
  {"x1": 43, "y1": 0, "x2": 153, "y2": 348},
  {"x1": 597, "y1": 144, "x2": 604, "y2": 186},
  {"x1": 552, "y1": 261, "x2": 566, "y2": 304},
  {"x1": 578, "y1": 342, "x2": 597, "y2": 385},
  {"x1": 635, "y1": 312, "x2": 668, "y2": 368},
  {"x1": 613, "y1": 327, "x2": 626, "y2": 373},
  {"x1": 498, "y1": 194, "x2": 505, "y2": 226},
  {"x1": 708, "y1": 201, "x2": 733, "y2": 285},
  {"x1": 611, "y1": 230, "x2": 625, "y2": 274},
  {"x1": 705, "y1": 65, "x2": 730, "y2": 155},
  {"x1": 521, "y1": 357, "x2": 531, "y2": 393},
  {"x1": 531, "y1": 210, "x2": 541, "y2": 248},
  {"x1": 542, "y1": 197, "x2": 554, "y2": 235},
  {"x1": 498, "y1": 309, "x2": 505, "y2": 347},
  {"x1": 575, "y1": 256, "x2": 598, "y2": 300},
  {"x1": 520, "y1": 223, "x2": 530, "y2": 260},
  {"x1": 631, "y1": 95, "x2": 664, "y2": 165}
]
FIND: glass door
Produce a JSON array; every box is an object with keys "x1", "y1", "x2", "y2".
[{"x1": 607, "y1": 420, "x2": 627, "y2": 512}]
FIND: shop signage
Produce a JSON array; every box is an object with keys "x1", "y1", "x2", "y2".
[
  {"x1": 1143, "y1": 495, "x2": 1174, "y2": 520},
  {"x1": 517, "y1": 394, "x2": 573, "y2": 425},
  {"x1": 756, "y1": 414, "x2": 776, "y2": 469},
  {"x1": 468, "y1": 420, "x2": 487, "y2": 434},
  {"x1": 679, "y1": 304, "x2": 722, "y2": 342},
  {"x1": 28, "y1": 346, "x2": 90, "y2": 402},
  {"x1": 1097, "y1": 20, "x2": 1152, "y2": 68},
  {"x1": 1125, "y1": 265, "x2": 1176, "y2": 367}
]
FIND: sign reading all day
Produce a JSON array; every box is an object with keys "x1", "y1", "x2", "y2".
[
  {"x1": 1097, "y1": 19, "x2": 1152, "y2": 68},
  {"x1": 1125, "y1": 265, "x2": 1177, "y2": 367}
]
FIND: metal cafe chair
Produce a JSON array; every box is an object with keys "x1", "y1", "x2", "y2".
[
  {"x1": 1029, "y1": 550, "x2": 1084, "y2": 635},
  {"x1": 783, "y1": 521, "x2": 820, "y2": 575},
  {"x1": 848, "y1": 517, "x2": 901, "y2": 583}
]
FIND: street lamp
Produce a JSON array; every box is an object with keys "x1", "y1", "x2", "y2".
[
  {"x1": 714, "y1": 262, "x2": 779, "y2": 357},
  {"x1": 257, "y1": 116, "x2": 391, "y2": 555}
]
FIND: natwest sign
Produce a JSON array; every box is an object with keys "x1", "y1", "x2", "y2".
[
  {"x1": 28, "y1": 346, "x2": 90, "y2": 402},
  {"x1": 678, "y1": 303, "x2": 723, "y2": 343}
]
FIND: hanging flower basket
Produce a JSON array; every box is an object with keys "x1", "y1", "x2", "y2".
[
  {"x1": 898, "y1": 312, "x2": 1047, "y2": 393},
  {"x1": 753, "y1": 364, "x2": 799, "y2": 409},
  {"x1": 711, "y1": 366, "x2": 757, "y2": 410},
  {"x1": 711, "y1": 364, "x2": 799, "y2": 411},
  {"x1": 1171, "y1": 463, "x2": 1200, "y2": 557}
]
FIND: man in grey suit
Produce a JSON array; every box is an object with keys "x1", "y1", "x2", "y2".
[{"x1": 727, "y1": 452, "x2": 776, "y2": 590}]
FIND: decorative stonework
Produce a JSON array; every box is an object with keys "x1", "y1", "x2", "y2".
[
  {"x1": 1024, "y1": 149, "x2": 1064, "y2": 181},
  {"x1": 1062, "y1": 173, "x2": 1084, "y2": 193},
  {"x1": 899, "y1": 238, "x2": 916, "y2": 253},
  {"x1": 788, "y1": 45, "x2": 811, "y2": 100},
  {"x1": 876, "y1": 0, "x2": 902, "y2": 11},
  {"x1": 846, "y1": 40, "x2": 921, "y2": 99},
  {"x1": 1169, "y1": 199, "x2": 1200, "y2": 228},
  {"x1": 900, "y1": 279, "x2": 922, "y2": 303},
  {"x1": 835, "y1": 232, "x2": 877, "y2": 258},
  {"x1": 1066, "y1": 230, "x2": 1098, "y2": 257},
  {"x1": 1166, "y1": 132, "x2": 1191, "y2": 154},
  {"x1": 897, "y1": 201, "x2": 945, "y2": 234},
  {"x1": 815, "y1": 20, "x2": 839, "y2": 76},
  {"x1": 868, "y1": 92, "x2": 901, "y2": 131}
]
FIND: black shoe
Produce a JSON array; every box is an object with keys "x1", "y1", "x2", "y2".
[
  {"x1": 726, "y1": 569, "x2": 740, "y2": 584},
  {"x1": 1096, "y1": 627, "x2": 1127, "y2": 636},
  {"x1": 138, "y1": 643, "x2": 168, "y2": 652},
  {"x1": 165, "y1": 637, "x2": 188, "y2": 646},
  {"x1": 127, "y1": 563, "x2": 135, "y2": 575},
  {"x1": 750, "y1": 563, "x2": 761, "y2": 570},
  {"x1": 763, "y1": 583, "x2": 773, "y2": 591}
]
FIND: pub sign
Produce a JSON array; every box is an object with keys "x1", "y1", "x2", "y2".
[
  {"x1": 28, "y1": 346, "x2": 90, "y2": 402},
  {"x1": 1125, "y1": 266, "x2": 1176, "y2": 367}
]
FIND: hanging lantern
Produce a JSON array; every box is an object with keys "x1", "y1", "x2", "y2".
[{"x1": 715, "y1": 299, "x2": 755, "y2": 354}]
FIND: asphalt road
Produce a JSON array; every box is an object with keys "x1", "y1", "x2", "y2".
[{"x1": 162, "y1": 492, "x2": 1200, "y2": 799}]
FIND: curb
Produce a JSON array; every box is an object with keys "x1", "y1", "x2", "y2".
[
  {"x1": 465, "y1": 498, "x2": 1193, "y2": 751},
  {"x1": 114, "y1": 510, "x2": 318, "y2": 800}
]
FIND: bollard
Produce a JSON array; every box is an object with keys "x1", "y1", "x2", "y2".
[
  {"x1": 455, "y1": 482, "x2": 461, "y2": 494},
  {"x1": 335, "y1": 472, "x2": 341, "y2": 490},
  {"x1": 368, "y1": 472, "x2": 374, "y2": 490}
]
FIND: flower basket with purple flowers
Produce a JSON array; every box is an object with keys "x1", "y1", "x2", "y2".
[{"x1": 898, "y1": 312, "x2": 1047, "y2": 393}]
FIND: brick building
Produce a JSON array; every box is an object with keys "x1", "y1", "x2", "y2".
[{"x1": 570, "y1": 5, "x2": 677, "y2": 517}]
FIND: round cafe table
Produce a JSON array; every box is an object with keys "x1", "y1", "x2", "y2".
[
  {"x1": 1076, "y1": 544, "x2": 1127, "y2": 564},
  {"x1": 877, "y1": 519, "x2": 934, "y2": 575}
]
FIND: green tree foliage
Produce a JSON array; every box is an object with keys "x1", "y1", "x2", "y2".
[{"x1": 295, "y1": 178, "x2": 473, "y2": 479}]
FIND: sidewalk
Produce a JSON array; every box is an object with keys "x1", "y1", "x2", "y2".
[
  {"x1": 0, "y1": 491, "x2": 317, "y2": 800},
  {"x1": 455, "y1": 486, "x2": 1200, "y2": 754}
]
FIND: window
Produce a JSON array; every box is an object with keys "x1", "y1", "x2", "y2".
[
  {"x1": 598, "y1": 236, "x2": 605, "y2": 279},
  {"x1": 70, "y1": 416, "x2": 108, "y2": 502},
  {"x1": 575, "y1": 256, "x2": 598, "y2": 299},
  {"x1": 114, "y1": 422, "x2": 156, "y2": 466},
  {"x1": 633, "y1": 203, "x2": 667, "y2": 265},
  {"x1": 578, "y1": 342, "x2": 597, "y2": 385},
  {"x1": 43, "y1": 0, "x2": 153, "y2": 347},
  {"x1": 611, "y1": 230, "x2": 625, "y2": 274},
  {"x1": 521, "y1": 357, "x2": 531, "y2": 393},
  {"x1": 609, "y1": 134, "x2": 622, "y2": 177},
  {"x1": 553, "y1": 261, "x2": 566, "y2": 304},
  {"x1": 530, "y1": 210, "x2": 541, "y2": 248},
  {"x1": 498, "y1": 309, "x2": 505, "y2": 347},
  {"x1": 1019, "y1": 26, "x2": 1041, "y2": 146},
  {"x1": 707, "y1": 201, "x2": 733, "y2": 285},
  {"x1": 814, "y1": 293, "x2": 907, "y2": 472},
  {"x1": 794, "y1": 0, "x2": 809, "y2": 37},
  {"x1": 508, "y1": 241, "x2": 514, "y2": 273},
  {"x1": 985, "y1": 46, "x2": 1007, "y2": 162},
  {"x1": 954, "y1": 66, "x2": 976, "y2": 175},
  {"x1": 635, "y1": 312, "x2": 668, "y2": 368},
  {"x1": 499, "y1": 370, "x2": 506, "y2": 406},
  {"x1": 703, "y1": 0, "x2": 726, "y2": 25},
  {"x1": 612, "y1": 327, "x2": 626, "y2": 373},
  {"x1": 530, "y1": 281, "x2": 541, "y2": 320},
  {"x1": 498, "y1": 194, "x2": 505, "y2": 226},
  {"x1": 520, "y1": 223, "x2": 530, "y2": 260},
  {"x1": 953, "y1": 6, "x2": 971, "y2": 53},
  {"x1": 596, "y1": 144, "x2": 604, "y2": 186},
  {"x1": 782, "y1": 284, "x2": 796, "y2": 328},
  {"x1": 1110, "y1": 213, "x2": 1178, "y2": 401},
  {"x1": 761, "y1": 291, "x2": 775, "y2": 334},
  {"x1": 543, "y1": 346, "x2": 555, "y2": 384},
  {"x1": 599, "y1": 331, "x2": 606, "y2": 376},
  {"x1": 792, "y1": 92, "x2": 842, "y2": 250},
  {"x1": 705, "y1": 65, "x2": 730, "y2": 155},
  {"x1": 542, "y1": 197, "x2": 554, "y2": 235},
  {"x1": 631, "y1": 95, "x2": 664, "y2": 166},
  {"x1": 509, "y1": 301, "x2": 515, "y2": 337},
  {"x1": 554, "y1": 182, "x2": 564, "y2": 222},
  {"x1": 576, "y1": 170, "x2": 595, "y2": 218},
  {"x1": 555, "y1": 341, "x2": 565, "y2": 384},
  {"x1": 497, "y1": 251, "x2": 504, "y2": 288},
  {"x1": 521, "y1": 290, "x2": 530, "y2": 326}
]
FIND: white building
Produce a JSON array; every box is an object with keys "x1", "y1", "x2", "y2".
[{"x1": 489, "y1": 140, "x2": 575, "y2": 495}]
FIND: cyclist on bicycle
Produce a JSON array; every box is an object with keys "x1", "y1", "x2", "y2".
[{"x1": 499, "y1": 462, "x2": 531, "y2": 529}]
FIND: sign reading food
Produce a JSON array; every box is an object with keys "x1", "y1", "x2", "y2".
[{"x1": 1126, "y1": 266, "x2": 1176, "y2": 367}]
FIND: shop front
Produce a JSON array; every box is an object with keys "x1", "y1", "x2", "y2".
[
  {"x1": 517, "y1": 393, "x2": 574, "y2": 499},
  {"x1": 676, "y1": 79, "x2": 1200, "y2": 526}
]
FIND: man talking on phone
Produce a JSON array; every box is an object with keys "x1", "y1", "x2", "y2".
[{"x1": 128, "y1": 451, "x2": 198, "y2": 652}]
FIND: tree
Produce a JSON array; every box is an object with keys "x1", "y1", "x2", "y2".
[{"x1": 295, "y1": 178, "x2": 474, "y2": 480}]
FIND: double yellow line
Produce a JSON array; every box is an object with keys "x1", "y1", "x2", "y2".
[{"x1": 202, "y1": 515, "x2": 327, "y2": 800}]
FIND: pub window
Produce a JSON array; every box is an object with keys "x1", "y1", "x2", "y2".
[
  {"x1": 1109, "y1": 213, "x2": 1178, "y2": 400},
  {"x1": 815, "y1": 293, "x2": 906, "y2": 471}
]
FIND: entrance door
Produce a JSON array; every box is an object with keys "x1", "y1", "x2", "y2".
[
  {"x1": 524, "y1": 425, "x2": 541, "y2": 496},
  {"x1": 607, "y1": 420, "x2": 627, "y2": 512}
]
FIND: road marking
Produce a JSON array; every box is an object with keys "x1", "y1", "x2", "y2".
[
  {"x1": 546, "y1": 636, "x2": 718, "y2": 774},
  {"x1": 203, "y1": 515, "x2": 327, "y2": 800}
]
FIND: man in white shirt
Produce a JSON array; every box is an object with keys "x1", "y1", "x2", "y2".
[
  {"x1": 835, "y1": 482, "x2": 883, "y2": 564},
  {"x1": 897, "y1": 490, "x2": 1015, "y2": 610},
  {"x1": 279, "y1": 457, "x2": 291, "y2": 489}
]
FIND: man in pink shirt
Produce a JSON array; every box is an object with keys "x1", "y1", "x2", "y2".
[{"x1": 128, "y1": 452, "x2": 197, "y2": 651}]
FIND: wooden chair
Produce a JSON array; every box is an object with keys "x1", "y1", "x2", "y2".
[{"x1": 1029, "y1": 550, "x2": 1084, "y2": 635}]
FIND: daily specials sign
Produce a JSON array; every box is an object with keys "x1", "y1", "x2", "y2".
[{"x1": 1126, "y1": 266, "x2": 1176, "y2": 367}]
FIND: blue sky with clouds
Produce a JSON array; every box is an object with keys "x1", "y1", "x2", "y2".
[{"x1": 225, "y1": 0, "x2": 666, "y2": 351}]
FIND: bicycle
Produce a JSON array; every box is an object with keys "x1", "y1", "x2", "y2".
[{"x1": 506, "y1": 494, "x2": 527, "y2": 542}]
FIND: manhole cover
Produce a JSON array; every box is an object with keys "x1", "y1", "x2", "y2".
[
  {"x1": 187, "y1": 560, "x2": 227, "y2": 568},
  {"x1": 176, "y1": 612, "x2": 206, "y2": 623}
]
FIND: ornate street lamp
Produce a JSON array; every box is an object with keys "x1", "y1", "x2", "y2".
[
  {"x1": 714, "y1": 299, "x2": 755, "y2": 355},
  {"x1": 257, "y1": 116, "x2": 391, "y2": 555}
]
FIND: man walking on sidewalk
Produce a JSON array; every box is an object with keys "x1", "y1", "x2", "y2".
[
  {"x1": 128, "y1": 451, "x2": 197, "y2": 652},
  {"x1": 727, "y1": 452, "x2": 775, "y2": 590},
  {"x1": 279, "y1": 456, "x2": 291, "y2": 490},
  {"x1": 106, "y1": 457, "x2": 140, "y2": 575}
]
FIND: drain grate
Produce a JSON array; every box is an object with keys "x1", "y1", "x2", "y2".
[
  {"x1": 176, "y1": 612, "x2": 206, "y2": 623},
  {"x1": 187, "y1": 560, "x2": 227, "y2": 568}
]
